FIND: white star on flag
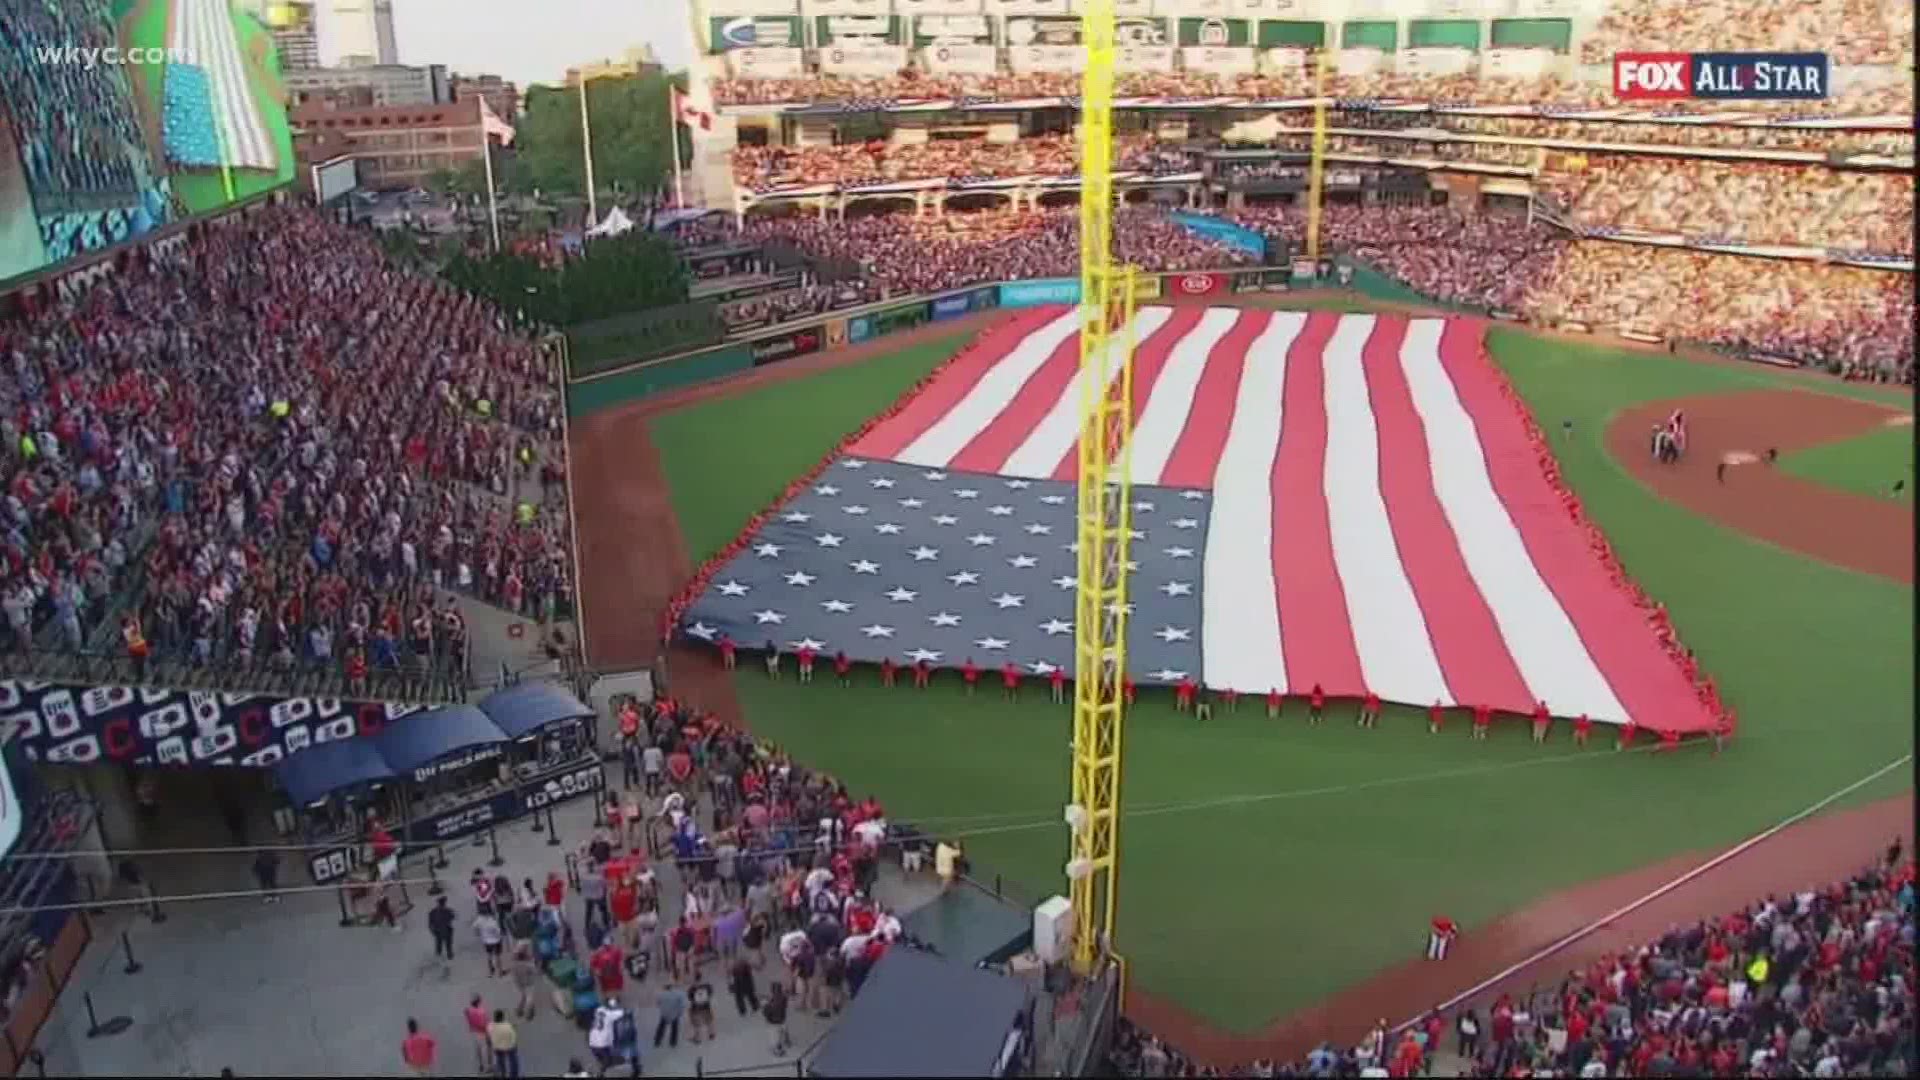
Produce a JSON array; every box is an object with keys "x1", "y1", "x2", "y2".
[
  {"x1": 1134, "y1": 501, "x2": 1155, "y2": 513},
  {"x1": 1128, "y1": 529, "x2": 1146, "y2": 540},
  {"x1": 817, "y1": 484, "x2": 840, "y2": 496},
  {"x1": 1063, "y1": 542, "x2": 1079, "y2": 554},
  {"x1": 782, "y1": 511, "x2": 812, "y2": 524},
  {"x1": 843, "y1": 505, "x2": 870, "y2": 515},
  {"x1": 922, "y1": 471, "x2": 947, "y2": 481},
  {"x1": 754, "y1": 543, "x2": 783, "y2": 558},
  {"x1": 929, "y1": 611, "x2": 962, "y2": 627},
  {"x1": 909, "y1": 545, "x2": 941, "y2": 562},
  {"x1": 954, "y1": 488, "x2": 980, "y2": 499},
  {"x1": 967, "y1": 533, "x2": 997, "y2": 547},
  {"x1": 1149, "y1": 668, "x2": 1188, "y2": 681},
  {"x1": 932, "y1": 514, "x2": 959, "y2": 526},
  {"x1": 790, "y1": 637, "x2": 827, "y2": 652},
  {"x1": 948, "y1": 570, "x2": 981, "y2": 586},
  {"x1": 685, "y1": 622, "x2": 717, "y2": 640},
  {"x1": 860, "y1": 624, "x2": 895, "y2": 638},
  {"x1": 1159, "y1": 581, "x2": 1194, "y2": 597},
  {"x1": 1024, "y1": 523, "x2": 1053, "y2": 535},
  {"x1": 870, "y1": 477, "x2": 895, "y2": 489},
  {"x1": 905, "y1": 647, "x2": 943, "y2": 664},
  {"x1": 1005, "y1": 479, "x2": 1031, "y2": 489},
  {"x1": 783, "y1": 571, "x2": 817, "y2": 586},
  {"x1": 885, "y1": 587, "x2": 919, "y2": 602},
  {"x1": 820, "y1": 599, "x2": 854, "y2": 613},
  {"x1": 1040, "y1": 494, "x2": 1068, "y2": 505},
  {"x1": 717, "y1": 580, "x2": 750, "y2": 597},
  {"x1": 849, "y1": 560, "x2": 880, "y2": 575},
  {"x1": 1172, "y1": 518, "x2": 1199, "y2": 530},
  {"x1": 1039, "y1": 618, "x2": 1073, "y2": 636},
  {"x1": 987, "y1": 505, "x2": 1013, "y2": 516},
  {"x1": 1181, "y1": 490, "x2": 1205, "y2": 500},
  {"x1": 840, "y1": 459, "x2": 866, "y2": 469},
  {"x1": 815, "y1": 533, "x2": 845, "y2": 547},
  {"x1": 753, "y1": 609, "x2": 786, "y2": 625},
  {"x1": 899, "y1": 497, "x2": 925, "y2": 509},
  {"x1": 1029, "y1": 660, "x2": 1059, "y2": 675},
  {"x1": 991, "y1": 593, "x2": 1025, "y2": 609},
  {"x1": 1126, "y1": 560, "x2": 1141, "y2": 573},
  {"x1": 1052, "y1": 576, "x2": 1077, "y2": 590},
  {"x1": 1008, "y1": 555, "x2": 1038, "y2": 569},
  {"x1": 873, "y1": 523, "x2": 903, "y2": 535},
  {"x1": 1154, "y1": 625, "x2": 1193, "y2": 643},
  {"x1": 974, "y1": 636, "x2": 1009, "y2": 651},
  {"x1": 1165, "y1": 547, "x2": 1195, "y2": 559}
]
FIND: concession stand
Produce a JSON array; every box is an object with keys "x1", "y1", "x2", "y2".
[
  {"x1": 377, "y1": 704, "x2": 513, "y2": 851},
  {"x1": 273, "y1": 735, "x2": 406, "y2": 887},
  {"x1": 476, "y1": 682, "x2": 603, "y2": 846}
]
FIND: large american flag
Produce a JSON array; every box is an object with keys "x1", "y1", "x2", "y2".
[{"x1": 680, "y1": 306, "x2": 1715, "y2": 733}]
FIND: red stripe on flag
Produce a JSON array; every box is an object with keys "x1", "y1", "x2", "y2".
[
  {"x1": 1273, "y1": 311, "x2": 1365, "y2": 696},
  {"x1": 1157, "y1": 309, "x2": 1271, "y2": 489},
  {"x1": 1360, "y1": 315, "x2": 1532, "y2": 712},
  {"x1": 848, "y1": 307, "x2": 1055, "y2": 460},
  {"x1": 1046, "y1": 307, "x2": 1203, "y2": 482},
  {"x1": 950, "y1": 318, "x2": 1086, "y2": 475},
  {"x1": 1432, "y1": 320, "x2": 1711, "y2": 732}
]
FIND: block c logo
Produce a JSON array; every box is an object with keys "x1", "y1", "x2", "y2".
[{"x1": 1614, "y1": 53, "x2": 1692, "y2": 99}]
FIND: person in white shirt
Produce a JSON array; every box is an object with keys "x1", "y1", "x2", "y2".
[{"x1": 852, "y1": 818, "x2": 885, "y2": 849}]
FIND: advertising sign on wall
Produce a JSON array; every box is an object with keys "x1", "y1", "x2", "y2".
[
  {"x1": 0, "y1": 679, "x2": 424, "y2": 768},
  {"x1": 849, "y1": 315, "x2": 875, "y2": 343},
  {"x1": 814, "y1": 14, "x2": 903, "y2": 42},
  {"x1": 924, "y1": 43, "x2": 999, "y2": 73},
  {"x1": 1170, "y1": 211, "x2": 1269, "y2": 258},
  {"x1": 1004, "y1": 16, "x2": 1081, "y2": 45},
  {"x1": 1134, "y1": 275, "x2": 1164, "y2": 301},
  {"x1": 872, "y1": 301, "x2": 931, "y2": 336},
  {"x1": 1008, "y1": 45, "x2": 1082, "y2": 72},
  {"x1": 1183, "y1": 45, "x2": 1258, "y2": 75},
  {"x1": 915, "y1": 14, "x2": 994, "y2": 42},
  {"x1": 1170, "y1": 271, "x2": 1226, "y2": 297},
  {"x1": 1000, "y1": 278, "x2": 1081, "y2": 306},
  {"x1": 967, "y1": 286, "x2": 1002, "y2": 312},
  {"x1": 1119, "y1": 45, "x2": 1176, "y2": 72},
  {"x1": 983, "y1": 0, "x2": 1069, "y2": 14},
  {"x1": 931, "y1": 293, "x2": 973, "y2": 321},
  {"x1": 821, "y1": 43, "x2": 911, "y2": 74},
  {"x1": 727, "y1": 47, "x2": 807, "y2": 77},
  {"x1": 826, "y1": 316, "x2": 850, "y2": 347},
  {"x1": 709, "y1": 15, "x2": 805, "y2": 50},
  {"x1": 896, "y1": 0, "x2": 985, "y2": 13},
  {"x1": 1074, "y1": 0, "x2": 1155, "y2": 14},
  {"x1": 750, "y1": 326, "x2": 824, "y2": 365}
]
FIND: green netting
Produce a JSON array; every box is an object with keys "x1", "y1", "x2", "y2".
[
  {"x1": 1341, "y1": 20, "x2": 1396, "y2": 51},
  {"x1": 1408, "y1": 19, "x2": 1481, "y2": 50},
  {"x1": 1258, "y1": 20, "x2": 1326, "y2": 48},
  {"x1": 1489, "y1": 18, "x2": 1573, "y2": 51}
]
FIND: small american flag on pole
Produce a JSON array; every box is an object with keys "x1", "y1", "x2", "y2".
[{"x1": 673, "y1": 88, "x2": 714, "y2": 133}]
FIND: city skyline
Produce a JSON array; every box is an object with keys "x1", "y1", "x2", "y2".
[{"x1": 318, "y1": 0, "x2": 692, "y2": 87}]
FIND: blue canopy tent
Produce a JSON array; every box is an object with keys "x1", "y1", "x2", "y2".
[
  {"x1": 807, "y1": 948, "x2": 1032, "y2": 1077},
  {"x1": 274, "y1": 737, "x2": 396, "y2": 807},
  {"x1": 372, "y1": 705, "x2": 507, "y2": 775},
  {"x1": 477, "y1": 683, "x2": 594, "y2": 740}
]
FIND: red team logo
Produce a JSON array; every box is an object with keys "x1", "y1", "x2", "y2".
[
  {"x1": 1178, "y1": 273, "x2": 1218, "y2": 295},
  {"x1": 1613, "y1": 53, "x2": 1693, "y2": 99}
]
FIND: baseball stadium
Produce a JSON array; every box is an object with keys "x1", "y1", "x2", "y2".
[{"x1": 0, "y1": 0, "x2": 1913, "y2": 1077}]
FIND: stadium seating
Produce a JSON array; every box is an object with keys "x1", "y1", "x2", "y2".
[
  {"x1": 0, "y1": 207, "x2": 572, "y2": 701},
  {"x1": 1111, "y1": 854, "x2": 1916, "y2": 1078}
]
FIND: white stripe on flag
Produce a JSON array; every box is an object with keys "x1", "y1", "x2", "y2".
[
  {"x1": 1000, "y1": 307, "x2": 1174, "y2": 479},
  {"x1": 1320, "y1": 315, "x2": 1452, "y2": 706},
  {"x1": 895, "y1": 309, "x2": 1081, "y2": 468},
  {"x1": 1200, "y1": 312, "x2": 1306, "y2": 695},
  {"x1": 1128, "y1": 307, "x2": 1244, "y2": 485},
  {"x1": 174, "y1": 0, "x2": 274, "y2": 171},
  {"x1": 1398, "y1": 320, "x2": 1628, "y2": 721}
]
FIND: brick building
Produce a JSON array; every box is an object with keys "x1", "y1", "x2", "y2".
[
  {"x1": 451, "y1": 73, "x2": 522, "y2": 123},
  {"x1": 289, "y1": 97, "x2": 484, "y2": 191}
]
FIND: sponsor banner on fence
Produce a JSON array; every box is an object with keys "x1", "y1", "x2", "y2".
[
  {"x1": 923, "y1": 43, "x2": 998, "y2": 73},
  {"x1": 872, "y1": 301, "x2": 931, "y2": 336},
  {"x1": 727, "y1": 47, "x2": 806, "y2": 78},
  {"x1": 1182, "y1": 45, "x2": 1256, "y2": 75},
  {"x1": 821, "y1": 43, "x2": 909, "y2": 75},
  {"x1": 1170, "y1": 271, "x2": 1226, "y2": 297},
  {"x1": 1118, "y1": 45, "x2": 1175, "y2": 72},
  {"x1": 751, "y1": 326, "x2": 824, "y2": 365},
  {"x1": 1169, "y1": 211, "x2": 1268, "y2": 258},
  {"x1": 967, "y1": 285, "x2": 1000, "y2": 312},
  {"x1": 0, "y1": 679, "x2": 424, "y2": 767},
  {"x1": 984, "y1": 0, "x2": 1069, "y2": 14},
  {"x1": 914, "y1": 14, "x2": 993, "y2": 43},
  {"x1": 849, "y1": 314, "x2": 875, "y2": 343},
  {"x1": 709, "y1": 15, "x2": 804, "y2": 51},
  {"x1": 1133, "y1": 275, "x2": 1163, "y2": 301},
  {"x1": 897, "y1": 0, "x2": 985, "y2": 13},
  {"x1": 1260, "y1": 267, "x2": 1292, "y2": 290},
  {"x1": 1231, "y1": 271, "x2": 1264, "y2": 293},
  {"x1": 1000, "y1": 278, "x2": 1081, "y2": 306},
  {"x1": 1008, "y1": 44, "x2": 1081, "y2": 72},
  {"x1": 826, "y1": 316, "x2": 849, "y2": 347},
  {"x1": 931, "y1": 293, "x2": 973, "y2": 321},
  {"x1": 1291, "y1": 256, "x2": 1318, "y2": 281}
]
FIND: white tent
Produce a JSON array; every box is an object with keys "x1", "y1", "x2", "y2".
[{"x1": 585, "y1": 207, "x2": 635, "y2": 237}]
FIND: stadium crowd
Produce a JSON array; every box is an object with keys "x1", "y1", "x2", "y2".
[
  {"x1": 1539, "y1": 156, "x2": 1914, "y2": 256},
  {"x1": 1111, "y1": 850, "x2": 1915, "y2": 1078},
  {"x1": 1579, "y1": 0, "x2": 1911, "y2": 65},
  {"x1": 732, "y1": 133, "x2": 1186, "y2": 194},
  {"x1": 739, "y1": 206, "x2": 1259, "y2": 297},
  {"x1": 718, "y1": 280, "x2": 879, "y2": 331},
  {"x1": 0, "y1": 206, "x2": 573, "y2": 689},
  {"x1": 0, "y1": 0, "x2": 152, "y2": 206}
]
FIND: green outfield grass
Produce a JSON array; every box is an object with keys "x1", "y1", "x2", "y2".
[
  {"x1": 652, "y1": 310, "x2": 1913, "y2": 1032},
  {"x1": 1779, "y1": 422, "x2": 1915, "y2": 500}
]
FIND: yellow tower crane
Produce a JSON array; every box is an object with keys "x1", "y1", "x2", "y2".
[{"x1": 1066, "y1": 0, "x2": 1138, "y2": 982}]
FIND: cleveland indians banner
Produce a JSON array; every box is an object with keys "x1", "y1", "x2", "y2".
[{"x1": 0, "y1": 679, "x2": 424, "y2": 768}]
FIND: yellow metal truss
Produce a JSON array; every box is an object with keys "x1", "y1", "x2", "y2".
[
  {"x1": 1069, "y1": 0, "x2": 1138, "y2": 978},
  {"x1": 1305, "y1": 48, "x2": 1333, "y2": 260}
]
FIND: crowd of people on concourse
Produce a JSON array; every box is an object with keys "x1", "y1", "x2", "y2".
[
  {"x1": 1539, "y1": 156, "x2": 1914, "y2": 256},
  {"x1": 0, "y1": 0, "x2": 155, "y2": 207},
  {"x1": 0, "y1": 206, "x2": 574, "y2": 691},
  {"x1": 1112, "y1": 846, "x2": 1914, "y2": 1078},
  {"x1": 717, "y1": 280, "x2": 880, "y2": 331},
  {"x1": 732, "y1": 133, "x2": 1187, "y2": 195}
]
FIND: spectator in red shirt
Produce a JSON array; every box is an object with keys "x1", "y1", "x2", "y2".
[
  {"x1": 1220, "y1": 686, "x2": 1238, "y2": 713},
  {"x1": 1359, "y1": 690, "x2": 1381, "y2": 729},
  {"x1": 913, "y1": 657, "x2": 931, "y2": 689},
  {"x1": 592, "y1": 939, "x2": 626, "y2": 999},
  {"x1": 833, "y1": 651, "x2": 852, "y2": 687},
  {"x1": 1049, "y1": 666, "x2": 1067, "y2": 704},
  {"x1": 666, "y1": 748, "x2": 693, "y2": 792},
  {"x1": 1573, "y1": 713, "x2": 1592, "y2": 746},
  {"x1": 1659, "y1": 727, "x2": 1681, "y2": 753},
  {"x1": 400, "y1": 1019, "x2": 436, "y2": 1077},
  {"x1": 1122, "y1": 677, "x2": 1136, "y2": 706},
  {"x1": 1618, "y1": 718, "x2": 1639, "y2": 750},
  {"x1": 1308, "y1": 683, "x2": 1326, "y2": 724},
  {"x1": 1174, "y1": 676, "x2": 1196, "y2": 712},
  {"x1": 1000, "y1": 661, "x2": 1019, "y2": 701},
  {"x1": 1427, "y1": 700, "x2": 1444, "y2": 734},
  {"x1": 796, "y1": 644, "x2": 816, "y2": 684},
  {"x1": 1471, "y1": 703, "x2": 1492, "y2": 741},
  {"x1": 1427, "y1": 915, "x2": 1458, "y2": 960},
  {"x1": 1266, "y1": 687, "x2": 1282, "y2": 719},
  {"x1": 961, "y1": 658, "x2": 978, "y2": 695},
  {"x1": 879, "y1": 656, "x2": 896, "y2": 687},
  {"x1": 718, "y1": 634, "x2": 736, "y2": 670},
  {"x1": 1531, "y1": 700, "x2": 1551, "y2": 743}
]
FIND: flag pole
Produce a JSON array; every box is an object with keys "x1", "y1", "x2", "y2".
[
  {"x1": 483, "y1": 131, "x2": 502, "y2": 253},
  {"x1": 578, "y1": 76, "x2": 599, "y2": 225},
  {"x1": 668, "y1": 94, "x2": 686, "y2": 209}
]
